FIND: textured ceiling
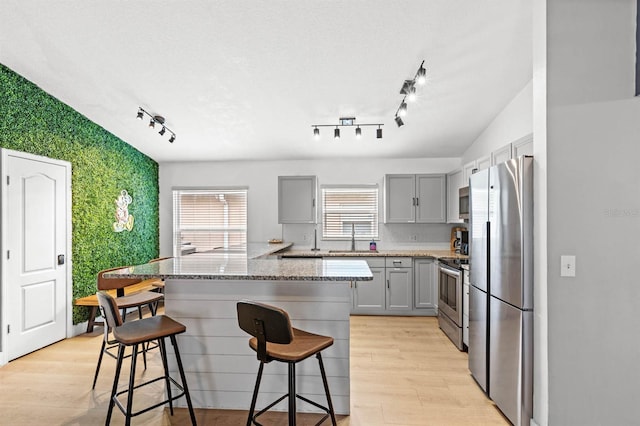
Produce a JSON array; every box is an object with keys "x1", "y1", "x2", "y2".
[{"x1": 0, "y1": 0, "x2": 532, "y2": 162}]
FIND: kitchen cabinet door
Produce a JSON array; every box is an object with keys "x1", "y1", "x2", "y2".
[
  {"x1": 353, "y1": 267, "x2": 386, "y2": 312},
  {"x1": 384, "y1": 174, "x2": 416, "y2": 223},
  {"x1": 512, "y1": 134, "x2": 533, "y2": 157},
  {"x1": 416, "y1": 174, "x2": 446, "y2": 223},
  {"x1": 414, "y1": 258, "x2": 436, "y2": 311},
  {"x1": 278, "y1": 176, "x2": 317, "y2": 224},
  {"x1": 476, "y1": 155, "x2": 491, "y2": 172},
  {"x1": 446, "y1": 169, "x2": 464, "y2": 223},
  {"x1": 491, "y1": 143, "x2": 512, "y2": 166},
  {"x1": 386, "y1": 267, "x2": 413, "y2": 311},
  {"x1": 462, "y1": 161, "x2": 477, "y2": 185}
]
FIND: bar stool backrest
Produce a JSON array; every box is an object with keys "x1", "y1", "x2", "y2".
[
  {"x1": 97, "y1": 291, "x2": 124, "y2": 329},
  {"x1": 237, "y1": 301, "x2": 294, "y2": 362}
]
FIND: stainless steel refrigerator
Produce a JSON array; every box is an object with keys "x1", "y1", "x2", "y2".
[{"x1": 468, "y1": 155, "x2": 533, "y2": 426}]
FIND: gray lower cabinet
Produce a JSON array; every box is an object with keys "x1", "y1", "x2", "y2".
[
  {"x1": 385, "y1": 257, "x2": 413, "y2": 311},
  {"x1": 414, "y1": 257, "x2": 437, "y2": 314},
  {"x1": 353, "y1": 259, "x2": 386, "y2": 313},
  {"x1": 333, "y1": 256, "x2": 436, "y2": 316}
]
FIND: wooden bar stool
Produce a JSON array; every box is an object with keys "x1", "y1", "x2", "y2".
[
  {"x1": 237, "y1": 300, "x2": 337, "y2": 426},
  {"x1": 97, "y1": 291, "x2": 197, "y2": 426},
  {"x1": 93, "y1": 267, "x2": 165, "y2": 389}
]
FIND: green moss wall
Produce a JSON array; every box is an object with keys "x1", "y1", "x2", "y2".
[{"x1": 0, "y1": 64, "x2": 159, "y2": 324}]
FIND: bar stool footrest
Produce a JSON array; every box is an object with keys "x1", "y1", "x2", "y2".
[
  {"x1": 251, "y1": 393, "x2": 333, "y2": 426},
  {"x1": 113, "y1": 375, "x2": 186, "y2": 418}
]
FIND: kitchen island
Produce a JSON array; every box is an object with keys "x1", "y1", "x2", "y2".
[{"x1": 105, "y1": 243, "x2": 372, "y2": 415}]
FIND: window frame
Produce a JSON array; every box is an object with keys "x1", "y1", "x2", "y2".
[
  {"x1": 320, "y1": 184, "x2": 379, "y2": 241},
  {"x1": 172, "y1": 187, "x2": 248, "y2": 256}
]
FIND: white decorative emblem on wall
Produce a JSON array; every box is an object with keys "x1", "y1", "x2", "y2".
[{"x1": 113, "y1": 189, "x2": 134, "y2": 232}]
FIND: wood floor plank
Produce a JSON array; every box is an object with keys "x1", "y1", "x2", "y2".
[{"x1": 0, "y1": 315, "x2": 508, "y2": 425}]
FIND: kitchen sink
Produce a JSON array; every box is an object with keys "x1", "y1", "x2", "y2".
[{"x1": 328, "y1": 250, "x2": 378, "y2": 254}]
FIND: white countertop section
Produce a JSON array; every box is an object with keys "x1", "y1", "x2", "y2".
[{"x1": 104, "y1": 243, "x2": 372, "y2": 281}]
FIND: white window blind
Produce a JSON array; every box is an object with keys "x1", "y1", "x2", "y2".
[
  {"x1": 172, "y1": 188, "x2": 247, "y2": 256},
  {"x1": 322, "y1": 186, "x2": 379, "y2": 240}
]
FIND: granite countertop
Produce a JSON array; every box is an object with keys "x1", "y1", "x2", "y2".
[
  {"x1": 104, "y1": 242, "x2": 373, "y2": 281},
  {"x1": 280, "y1": 248, "x2": 469, "y2": 260}
]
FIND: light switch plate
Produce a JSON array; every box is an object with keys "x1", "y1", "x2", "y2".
[{"x1": 560, "y1": 255, "x2": 576, "y2": 277}]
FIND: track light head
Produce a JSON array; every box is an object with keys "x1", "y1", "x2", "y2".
[
  {"x1": 416, "y1": 65, "x2": 427, "y2": 85},
  {"x1": 334, "y1": 127, "x2": 340, "y2": 139},
  {"x1": 398, "y1": 101, "x2": 407, "y2": 117},
  {"x1": 407, "y1": 86, "x2": 417, "y2": 102},
  {"x1": 395, "y1": 116, "x2": 404, "y2": 127},
  {"x1": 159, "y1": 127, "x2": 166, "y2": 136},
  {"x1": 169, "y1": 134, "x2": 176, "y2": 143},
  {"x1": 149, "y1": 119, "x2": 155, "y2": 128},
  {"x1": 136, "y1": 110, "x2": 143, "y2": 120},
  {"x1": 313, "y1": 127, "x2": 320, "y2": 139},
  {"x1": 377, "y1": 127, "x2": 383, "y2": 139},
  {"x1": 355, "y1": 126, "x2": 362, "y2": 138}
]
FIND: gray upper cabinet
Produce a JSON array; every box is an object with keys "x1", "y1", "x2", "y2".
[
  {"x1": 278, "y1": 176, "x2": 317, "y2": 224},
  {"x1": 384, "y1": 174, "x2": 446, "y2": 223},
  {"x1": 446, "y1": 169, "x2": 464, "y2": 224},
  {"x1": 512, "y1": 133, "x2": 533, "y2": 158}
]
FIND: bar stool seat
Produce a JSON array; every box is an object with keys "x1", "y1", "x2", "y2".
[
  {"x1": 97, "y1": 291, "x2": 197, "y2": 426},
  {"x1": 237, "y1": 300, "x2": 337, "y2": 426}
]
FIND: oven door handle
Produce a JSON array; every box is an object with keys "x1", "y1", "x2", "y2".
[{"x1": 439, "y1": 265, "x2": 462, "y2": 278}]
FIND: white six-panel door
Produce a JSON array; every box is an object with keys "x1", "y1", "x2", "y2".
[{"x1": 3, "y1": 150, "x2": 70, "y2": 361}]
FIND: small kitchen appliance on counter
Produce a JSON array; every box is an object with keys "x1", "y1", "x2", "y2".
[{"x1": 450, "y1": 227, "x2": 469, "y2": 255}]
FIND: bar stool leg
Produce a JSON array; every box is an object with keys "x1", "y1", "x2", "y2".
[
  {"x1": 247, "y1": 362, "x2": 265, "y2": 426},
  {"x1": 106, "y1": 344, "x2": 126, "y2": 426},
  {"x1": 170, "y1": 335, "x2": 197, "y2": 426},
  {"x1": 93, "y1": 338, "x2": 107, "y2": 389},
  {"x1": 158, "y1": 337, "x2": 174, "y2": 415},
  {"x1": 288, "y1": 362, "x2": 296, "y2": 426},
  {"x1": 124, "y1": 344, "x2": 139, "y2": 426},
  {"x1": 317, "y1": 353, "x2": 337, "y2": 425}
]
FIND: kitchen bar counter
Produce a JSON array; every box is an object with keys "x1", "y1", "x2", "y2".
[{"x1": 103, "y1": 242, "x2": 371, "y2": 415}]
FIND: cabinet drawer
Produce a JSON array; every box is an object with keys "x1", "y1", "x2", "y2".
[{"x1": 386, "y1": 257, "x2": 412, "y2": 268}]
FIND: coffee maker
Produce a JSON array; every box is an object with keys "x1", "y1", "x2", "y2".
[
  {"x1": 457, "y1": 229, "x2": 469, "y2": 255},
  {"x1": 451, "y1": 227, "x2": 469, "y2": 255}
]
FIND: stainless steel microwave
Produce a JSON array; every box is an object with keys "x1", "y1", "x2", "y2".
[{"x1": 459, "y1": 186, "x2": 469, "y2": 220}]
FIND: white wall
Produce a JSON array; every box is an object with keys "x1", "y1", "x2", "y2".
[
  {"x1": 462, "y1": 79, "x2": 533, "y2": 164},
  {"x1": 158, "y1": 157, "x2": 460, "y2": 256},
  {"x1": 545, "y1": 1, "x2": 640, "y2": 425}
]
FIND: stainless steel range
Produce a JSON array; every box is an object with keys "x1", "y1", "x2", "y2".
[{"x1": 438, "y1": 257, "x2": 468, "y2": 351}]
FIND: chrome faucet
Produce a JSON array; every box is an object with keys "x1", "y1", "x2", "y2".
[{"x1": 351, "y1": 223, "x2": 356, "y2": 251}]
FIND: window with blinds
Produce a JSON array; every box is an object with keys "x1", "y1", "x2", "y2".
[
  {"x1": 172, "y1": 188, "x2": 247, "y2": 256},
  {"x1": 322, "y1": 186, "x2": 379, "y2": 240}
]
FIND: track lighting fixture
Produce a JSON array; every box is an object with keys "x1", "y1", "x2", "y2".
[
  {"x1": 394, "y1": 60, "x2": 427, "y2": 126},
  {"x1": 311, "y1": 117, "x2": 384, "y2": 140},
  {"x1": 136, "y1": 107, "x2": 176, "y2": 143}
]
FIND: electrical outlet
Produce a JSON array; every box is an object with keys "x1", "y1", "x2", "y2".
[
  {"x1": 410, "y1": 234, "x2": 418, "y2": 242},
  {"x1": 302, "y1": 234, "x2": 309, "y2": 241},
  {"x1": 560, "y1": 255, "x2": 576, "y2": 277}
]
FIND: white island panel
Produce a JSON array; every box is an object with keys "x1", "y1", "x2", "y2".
[{"x1": 165, "y1": 279, "x2": 352, "y2": 415}]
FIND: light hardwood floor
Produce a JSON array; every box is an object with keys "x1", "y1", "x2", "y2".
[{"x1": 0, "y1": 315, "x2": 508, "y2": 425}]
